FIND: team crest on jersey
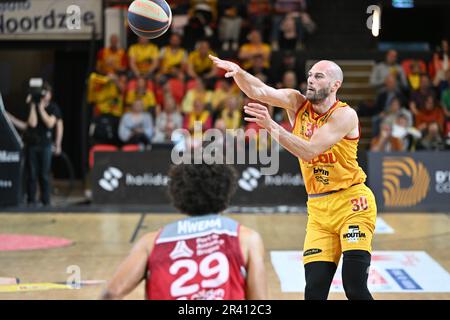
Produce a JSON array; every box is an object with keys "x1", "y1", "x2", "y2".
[
  {"x1": 304, "y1": 122, "x2": 318, "y2": 138},
  {"x1": 170, "y1": 240, "x2": 194, "y2": 260}
]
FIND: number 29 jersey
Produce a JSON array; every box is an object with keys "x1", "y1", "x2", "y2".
[{"x1": 146, "y1": 214, "x2": 246, "y2": 300}]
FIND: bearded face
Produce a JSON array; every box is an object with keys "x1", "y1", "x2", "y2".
[
  {"x1": 305, "y1": 84, "x2": 332, "y2": 104},
  {"x1": 306, "y1": 61, "x2": 343, "y2": 104}
]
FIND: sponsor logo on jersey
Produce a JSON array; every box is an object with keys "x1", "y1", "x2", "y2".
[
  {"x1": 313, "y1": 167, "x2": 330, "y2": 185},
  {"x1": 303, "y1": 152, "x2": 337, "y2": 165},
  {"x1": 342, "y1": 225, "x2": 366, "y2": 243},
  {"x1": 303, "y1": 248, "x2": 322, "y2": 257},
  {"x1": 170, "y1": 240, "x2": 194, "y2": 260},
  {"x1": 313, "y1": 168, "x2": 329, "y2": 176}
]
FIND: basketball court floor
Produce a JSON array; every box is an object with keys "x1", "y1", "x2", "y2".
[{"x1": 0, "y1": 212, "x2": 449, "y2": 300}]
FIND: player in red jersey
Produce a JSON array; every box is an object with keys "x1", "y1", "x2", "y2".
[{"x1": 101, "y1": 164, "x2": 267, "y2": 300}]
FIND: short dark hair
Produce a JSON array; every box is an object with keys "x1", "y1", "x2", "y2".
[
  {"x1": 43, "y1": 82, "x2": 52, "y2": 93},
  {"x1": 168, "y1": 164, "x2": 238, "y2": 216}
]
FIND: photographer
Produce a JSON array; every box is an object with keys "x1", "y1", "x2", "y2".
[{"x1": 24, "y1": 81, "x2": 62, "y2": 206}]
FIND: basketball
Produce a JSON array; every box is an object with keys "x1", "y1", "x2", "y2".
[{"x1": 127, "y1": 0, "x2": 172, "y2": 39}]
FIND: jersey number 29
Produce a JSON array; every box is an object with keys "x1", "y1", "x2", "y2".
[{"x1": 169, "y1": 252, "x2": 229, "y2": 298}]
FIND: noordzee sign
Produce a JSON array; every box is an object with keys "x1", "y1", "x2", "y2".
[{"x1": 0, "y1": 0, "x2": 102, "y2": 40}]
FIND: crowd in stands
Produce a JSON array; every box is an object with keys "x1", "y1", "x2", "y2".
[
  {"x1": 89, "y1": 1, "x2": 449, "y2": 158},
  {"x1": 367, "y1": 40, "x2": 450, "y2": 152},
  {"x1": 87, "y1": 0, "x2": 315, "y2": 157}
]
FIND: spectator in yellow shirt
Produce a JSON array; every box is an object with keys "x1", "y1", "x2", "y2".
[
  {"x1": 238, "y1": 29, "x2": 271, "y2": 70},
  {"x1": 183, "y1": 98, "x2": 213, "y2": 133},
  {"x1": 210, "y1": 78, "x2": 231, "y2": 111},
  {"x1": 407, "y1": 61, "x2": 422, "y2": 91},
  {"x1": 96, "y1": 34, "x2": 127, "y2": 75},
  {"x1": 88, "y1": 72, "x2": 127, "y2": 117},
  {"x1": 128, "y1": 37, "x2": 160, "y2": 78},
  {"x1": 125, "y1": 76, "x2": 158, "y2": 117},
  {"x1": 219, "y1": 96, "x2": 242, "y2": 130},
  {"x1": 159, "y1": 33, "x2": 188, "y2": 79},
  {"x1": 187, "y1": 40, "x2": 217, "y2": 80},
  {"x1": 181, "y1": 78, "x2": 212, "y2": 113}
]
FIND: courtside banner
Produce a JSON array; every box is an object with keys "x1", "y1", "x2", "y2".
[
  {"x1": 92, "y1": 149, "x2": 308, "y2": 206},
  {"x1": 0, "y1": 94, "x2": 23, "y2": 207},
  {"x1": 0, "y1": 0, "x2": 102, "y2": 40},
  {"x1": 368, "y1": 151, "x2": 450, "y2": 212},
  {"x1": 271, "y1": 251, "x2": 450, "y2": 293}
]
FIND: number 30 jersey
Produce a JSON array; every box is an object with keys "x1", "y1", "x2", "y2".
[{"x1": 146, "y1": 214, "x2": 246, "y2": 300}]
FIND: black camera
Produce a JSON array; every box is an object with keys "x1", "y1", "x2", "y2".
[{"x1": 28, "y1": 78, "x2": 47, "y2": 105}]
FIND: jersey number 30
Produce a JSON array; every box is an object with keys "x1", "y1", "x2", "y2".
[
  {"x1": 169, "y1": 252, "x2": 229, "y2": 298},
  {"x1": 351, "y1": 196, "x2": 369, "y2": 212}
]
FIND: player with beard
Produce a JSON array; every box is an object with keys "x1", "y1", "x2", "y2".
[{"x1": 210, "y1": 55, "x2": 377, "y2": 300}]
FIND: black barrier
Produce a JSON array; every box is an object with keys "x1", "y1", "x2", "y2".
[
  {"x1": 368, "y1": 151, "x2": 450, "y2": 212},
  {"x1": 92, "y1": 149, "x2": 308, "y2": 206},
  {"x1": 0, "y1": 94, "x2": 23, "y2": 207}
]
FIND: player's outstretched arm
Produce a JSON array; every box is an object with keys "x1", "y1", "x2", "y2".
[
  {"x1": 244, "y1": 103, "x2": 358, "y2": 162},
  {"x1": 100, "y1": 232, "x2": 156, "y2": 300},
  {"x1": 240, "y1": 226, "x2": 268, "y2": 300},
  {"x1": 209, "y1": 55, "x2": 304, "y2": 112}
]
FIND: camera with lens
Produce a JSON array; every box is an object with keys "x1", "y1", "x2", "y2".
[{"x1": 28, "y1": 78, "x2": 48, "y2": 105}]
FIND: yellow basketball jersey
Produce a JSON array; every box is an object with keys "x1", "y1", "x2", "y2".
[{"x1": 292, "y1": 100, "x2": 366, "y2": 195}]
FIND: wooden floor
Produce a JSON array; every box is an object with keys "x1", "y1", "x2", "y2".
[{"x1": 0, "y1": 212, "x2": 449, "y2": 300}]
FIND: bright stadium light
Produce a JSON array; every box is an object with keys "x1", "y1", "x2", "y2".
[{"x1": 392, "y1": 0, "x2": 414, "y2": 8}]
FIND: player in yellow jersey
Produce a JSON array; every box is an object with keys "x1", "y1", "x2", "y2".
[{"x1": 210, "y1": 55, "x2": 376, "y2": 300}]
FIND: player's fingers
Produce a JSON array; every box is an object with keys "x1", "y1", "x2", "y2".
[
  {"x1": 244, "y1": 117, "x2": 258, "y2": 122},
  {"x1": 244, "y1": 108, "x2": 264, "y2": 120},
  {"x1": 244, "y1": 108, "x2": 263, "y2": 119},
  {"x1": 244, "y1": 102, "x2": 267, "y2": 112},
  {"x1": 247, "y1": 102, "x2": 267, "y2": 110},
  {"x1": 244, "y1": 104, "x2": 261, "y2": 111},
  {"x1": 208, "y1": 54, "x2": 219, "y2": 61},
  {"x1": 225, "y1": 71, "x2": 236, "y2": 78}
]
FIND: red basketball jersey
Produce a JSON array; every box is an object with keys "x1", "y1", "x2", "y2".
[{"x1": 146, "y1": 214, "x2": 246, "y2": 300}]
